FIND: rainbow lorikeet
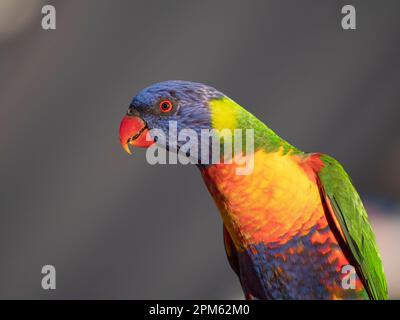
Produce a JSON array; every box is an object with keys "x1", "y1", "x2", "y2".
[{"x1": 119, "y1": 80, "x2": 387, "y2": 300}]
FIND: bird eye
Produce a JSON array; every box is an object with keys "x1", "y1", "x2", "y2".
[
  {"x1": 159, "y1": 100, "x2": 173, "y2": 113},
  {"x1": 127, "y1": 108, "x2": 133, "y2": 115}
]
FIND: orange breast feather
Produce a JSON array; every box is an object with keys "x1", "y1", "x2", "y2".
[
  {"x1": 202, "y1": 150, "x2": 329, "y2": 248},
  {"x1": 201, "y1": 149, "x2": 365, "y2": 297}
]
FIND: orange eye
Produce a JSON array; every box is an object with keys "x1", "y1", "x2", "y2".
[{"x1": 159, "y1": 99, "x2": 173, "y2": 113}]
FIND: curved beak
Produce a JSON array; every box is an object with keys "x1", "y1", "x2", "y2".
[{"x1": 119, "y1": 115, "x2": 154, "y2": 155}]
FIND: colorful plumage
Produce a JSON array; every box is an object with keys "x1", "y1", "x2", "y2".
[{"x1": 119, "y1": 80, "x2": 387, "y2": 299}]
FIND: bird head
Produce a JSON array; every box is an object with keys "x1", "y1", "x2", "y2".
[{"x1": 119, "y1": 80, "x2": 225, "y2": 156}]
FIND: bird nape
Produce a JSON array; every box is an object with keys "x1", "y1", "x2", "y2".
[{"x1": 118, "y1": 80, "x2": 388, "y2": 300}]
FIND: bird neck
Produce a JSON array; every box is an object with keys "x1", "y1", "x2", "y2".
[{"x1": 209, "y1": 97, "x2": 301, "y2": 155}]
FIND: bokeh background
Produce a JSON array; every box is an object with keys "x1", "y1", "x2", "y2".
[{"x1": 0, "y1": 0, "x2": 399, "y2": 299}]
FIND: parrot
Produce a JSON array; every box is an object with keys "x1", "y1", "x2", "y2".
[{"x1": 119, "y1": 80, "x2": 387, "y2": 300}]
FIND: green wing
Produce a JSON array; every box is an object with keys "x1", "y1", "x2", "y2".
[{"x1": 316, "y1": 154, "x2": 388, "y2": 300}]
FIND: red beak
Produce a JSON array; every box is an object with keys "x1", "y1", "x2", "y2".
[{"x1": 119, "y1": 115, "x2": 154, "y2": 154}]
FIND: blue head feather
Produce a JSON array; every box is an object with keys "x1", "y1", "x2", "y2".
[{"x1": 130, "y1": 80, "x2": 223, "y2": 135}]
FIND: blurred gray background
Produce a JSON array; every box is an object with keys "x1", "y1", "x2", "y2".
[{"x1": 0, "y1": 0, "x2": 399, "y2": 299}]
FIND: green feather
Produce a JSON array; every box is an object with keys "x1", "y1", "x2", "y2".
[
  {"x1": 317, "y1": 154, "x2": 388, "y2": 300},
  {"x1": 210, "y1": 97, "x2": 301, "y2": 154}
]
